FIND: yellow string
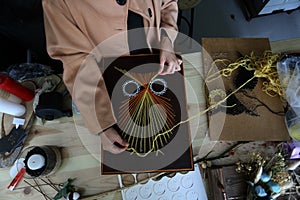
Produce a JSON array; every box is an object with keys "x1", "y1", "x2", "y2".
[
  {"x1": 115, "y1": 67, "x2": 160, "y2": 85},
  {"x1": 205, "y1": 51, "x2": 283, "y2": 98},
  {"x1": 127, "y1": 76, "x2": 257, "y2": 157},
  {"x1": 115, "y1": 52, "x2": 283, "y2": 157}
]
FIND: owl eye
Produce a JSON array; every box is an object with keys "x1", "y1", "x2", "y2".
[
  {"x1": 122, "y1": 80, "x2": 140, "y2": 97},
  {"x1": 150, "y1": 78, "x2": 167, "y2": 96}
]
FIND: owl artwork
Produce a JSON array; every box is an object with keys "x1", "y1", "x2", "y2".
[
  {"x1": 101, "y1": 55, "x2": 193, "y2": 174},
  {"x1": 117, "y1": 71, "x2": 181, "y2": 155}
]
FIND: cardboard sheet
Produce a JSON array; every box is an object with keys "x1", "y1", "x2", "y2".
[{"x1": 202, "y1": 38, "x2": 290, "y2": 141}]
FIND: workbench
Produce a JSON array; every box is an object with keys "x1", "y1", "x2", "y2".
[{"x1": 0, "y1": 38, "x2": 299, "y2": 200}]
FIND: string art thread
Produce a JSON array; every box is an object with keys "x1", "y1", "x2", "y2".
[
  {"x1": 206, "y1": 51, "x2": 283, "y2": 98},
  {"x1": 113, "y1": 52, "x2": 283, "y2": 157},
  {"x1": 116, "y1": 67, "x2": 175, "y2": 156}
]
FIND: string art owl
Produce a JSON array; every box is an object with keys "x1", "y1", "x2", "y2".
[
  {"x1": 117, "y1": 70, "x2": 181, "y2": 155},
  {"x1": 102, "y1": 55, "x2": 183, "y2": 156}
]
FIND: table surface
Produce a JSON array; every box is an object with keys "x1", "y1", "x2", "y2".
[{"x1": 0, "y1": 38, "x2": 299, "y2": 200}]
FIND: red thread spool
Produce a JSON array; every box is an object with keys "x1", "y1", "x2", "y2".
[{"x1": 0, "y1": 74, "x2": 34, "y2": 101}]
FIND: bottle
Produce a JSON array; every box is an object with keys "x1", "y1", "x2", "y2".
[
  {"x1": 0, "y1": 97, "x2": 26, "y2": 116},
  {"x1": 0, "y1": 73, "x2": 34, "y2": 101}
]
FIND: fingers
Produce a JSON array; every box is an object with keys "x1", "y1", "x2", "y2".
[
  {"x1": 110, "y1": 143, "x2": 127, "y2": 154},
  {"x1": 100, "y1": 128, "x2": 129, "y2": 154},
  {"x1": 158, "y1": 60, "x2": 165, "y2": 75},
  {"x1": 159, "y1": 59, "x2": 182, "y2": 75},
  {"x1": 113, "y1": 134, "x2": 129, "y2": 147},
  {"x1": 159, "y1": 52, "x2": 182, "y2": 75},
  {"x1": 177, "y1": 58, "x2": 182, "y2": 66},
  {"x1": 160, "y1": 64, "x2": 175, "y2": 75}
]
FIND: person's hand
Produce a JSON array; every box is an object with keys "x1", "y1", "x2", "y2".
[
  {"x1": 100, "y1": 127, "x2": 129, "y2": 154},
  {"x1": 158, "y1": 37, "x2": 182, "y2": 75}
]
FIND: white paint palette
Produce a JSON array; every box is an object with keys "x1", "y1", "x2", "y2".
[{"x1": 118, "y1": 164, "x2": 207, "y2": 200}]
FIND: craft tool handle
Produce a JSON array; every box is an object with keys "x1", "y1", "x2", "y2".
[{"x1": 7, "y1": 167, "x2": 26, "y2": 191}]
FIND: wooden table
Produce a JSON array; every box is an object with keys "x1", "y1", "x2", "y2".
[
  {"x1": 0, "y1": 38, "x2": 299, "y2": 200},
  {"x1": 0, "y1": 51, "x2": 207, "y2": 200}
]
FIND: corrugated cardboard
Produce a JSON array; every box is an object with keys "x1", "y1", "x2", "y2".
[{"x1": 202, "y1": 38, "x2": 290, "y2": 141}]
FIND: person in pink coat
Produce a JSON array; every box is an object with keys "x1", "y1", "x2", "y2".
[{"x1": 42, "y1": 0, "x2": 181, "y2": 154}]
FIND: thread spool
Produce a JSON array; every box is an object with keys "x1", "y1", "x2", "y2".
[
  {"x1": 24, "y1": 146, "x2": 61, "y2": 178},
  {"x1": 0, "y1": 73, "x2": 34, "y2": 101},
  {"x1": 27, "y1": 154, "x2": 45, "y2": 170},
  {"x1": 0, "y1": 97, "x2": 26, "y2": 116}
]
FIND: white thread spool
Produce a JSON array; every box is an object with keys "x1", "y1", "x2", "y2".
[
  {"x1": 24, "y1": 146, "x2": 62, "y2": 178},
  {"x1": 0, "y1": 97, "x2": 26, "y2": 116},
  {"x1": 27, "y1": 154, "x2": 46, "y2": 170}
]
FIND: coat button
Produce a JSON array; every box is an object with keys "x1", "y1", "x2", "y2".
[{"x1": 116, "y1": 0, "x2": 126, "y2": 6}]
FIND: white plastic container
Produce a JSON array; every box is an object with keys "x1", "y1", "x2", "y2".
[{"x1": 0, "y1": 97, "x2": 26, "y2": 116}]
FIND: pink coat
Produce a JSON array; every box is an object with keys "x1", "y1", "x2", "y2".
[{"x1": 42, "y1": 0, "x2": 178, "y2": 134}]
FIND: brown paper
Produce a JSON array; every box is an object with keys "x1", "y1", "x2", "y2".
[{"x1": 202, "y1": 38, "x2": 290, "y2": 141}]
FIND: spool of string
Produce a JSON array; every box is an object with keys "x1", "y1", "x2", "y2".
[{"x1": 24, "y1": 146, "x2": 61, "y2": 178}]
